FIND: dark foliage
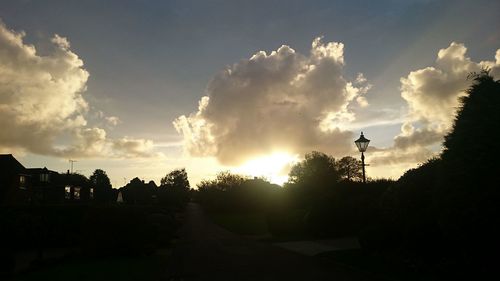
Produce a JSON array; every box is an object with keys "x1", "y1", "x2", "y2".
[
  {"x1": 196, "y1": 172, "x2": 282, "y2": 213},
  {"x1": 89, "y1": 169, "x2": 113, "y2": 203},
  {"x1": 81, "y1": 206, "x2": 177, "y2": 256},
  {"x1": 195, "y1": 153, "x2": 393, "y2": 241},
  {"x1": 285, "y1": 151, "x2": 342, "y2": 209},
  {"x1": 359, "y1": 71, "x2": 500, "y2": 278},
  {"x1": 158, "y1": 168, "x2": 191, "y2": 208},
  {"x1": 306, "y1": 179, "x2": 393, "y2": 238},
  {"x1": 119, "y1": 169, "x2": 191, "y2": 210},
  {"x1": 0, "y1": 206, "x2": 87, "y2": 250},
  {"x1": 436, "y1": 71, "x2": 500, "y2": 271},
  {"x1": 337, "y1": 156, "x2": 363, "y2": 181},
  {"x1": 160, "y1": 168, "x2": 190, "y2": 189},
  {"x1": 287, "y1": 151, "x2": 340, "y2": 187},
  {"x1": 360, "y1": 159, "x2": 443, "y2": 254},
  {"x1": 0, "y1": 204, "x2": 179, "y2": 276}
]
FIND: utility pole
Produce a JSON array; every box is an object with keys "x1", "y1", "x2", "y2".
[{"x1": 69, "y1": 159, "x2": 77, "y2": 174}]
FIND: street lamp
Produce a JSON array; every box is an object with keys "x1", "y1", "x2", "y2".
[
  {"x1": 354, "y1": 132, "x2": 370, "y2": 183},
  {"x1": 40, "y1": 167, "x2": 50, "y2": 204}
]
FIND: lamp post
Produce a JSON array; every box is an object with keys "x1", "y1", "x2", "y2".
[
  {"x1": 354, "y1": 132, "x2": 370, "y2": 183},
  {"x1": 40, "y1": 168, "x2": 50, "y2": 204}
]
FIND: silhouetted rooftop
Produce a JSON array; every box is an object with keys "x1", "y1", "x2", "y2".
[{"x1": 0, "y1": 154, "x2": 26, "y2": 175}]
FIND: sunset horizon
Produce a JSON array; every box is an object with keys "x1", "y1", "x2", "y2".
[{"x1": 1, "y1": 1, "x2": 499, "y2": 188}]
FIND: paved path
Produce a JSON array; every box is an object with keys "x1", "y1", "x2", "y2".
[
  {"x1": 168, "y1": 203, "x2": 382, "y2": 281},
  {"x1": 274, "y1": 237, "x2": 360, "y2": 256}
]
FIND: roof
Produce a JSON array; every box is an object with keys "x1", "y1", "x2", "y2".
[
  {"x1": 26, "y1": 167, "x2": 58, "y2": 174},
  {"x1": 0, "y1": 154, "x2": 26, "y2": 175}
]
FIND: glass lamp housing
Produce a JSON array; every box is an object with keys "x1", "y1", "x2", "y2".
[{"x1": 355, "y1": 132, "x2": 370, "y2": 152}]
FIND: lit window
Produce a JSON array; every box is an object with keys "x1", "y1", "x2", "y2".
[
  {"x1": 89, "y1": 188, "x2": 94, "y2": 199},
  {"x1": 74, "y1": 187, "x2": 81, "y2": 200},
  {"x1": 65, "y1": 186, "x2": 71, "y2": 199},
  {"x1": 19, "y1": 175, "x2": 26, "y2": 189}
]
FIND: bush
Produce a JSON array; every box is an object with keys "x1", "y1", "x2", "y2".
[
  {"x1": 266, "y1": 208, "x2": 307, "y2": 238},
  {"x1": 0, "y1": 204, "x2": 178, "y2": 259},
  {"x1": 435, "y1": 72, "x2": 500, "y2": 272},
  {"x1": 197, "y1": 177, "x2": 284, "y2": 213},
  {"x1": 80, "y1": 206, "x2": 177, "y2": 256},
  {"x1": 0, "y1": 206, "x2": 87, "y2": 249},
  {"x1": 303, "y1": 180, "x2": 392, "y2": 238}
]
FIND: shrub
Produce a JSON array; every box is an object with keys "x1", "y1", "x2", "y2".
[{"x1": 80, "y1": 206, "x2": 176, "y2": 256}]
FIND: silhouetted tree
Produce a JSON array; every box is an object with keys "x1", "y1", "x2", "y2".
[
  {"x1": 197, "y1": 171, "x2": 247, "y2": 192},
  {"x1": 195, "y1": 172, "x2": 249, "y2": 211},
  {"x1": 364, "y1": 71, "x2": 500, "y2": 275},
  {"x1": 287, "y1": 151, "x2": 340, "y2": 188},
  {"x1": 337, "y1": 156, "x2": 362, "y2": 181},
  {"x1": 285, "y1": 151, "x2": 341, "y2": 209},
  {"x1": 377, "y1": 158, "x2": 443, "y2": 253},
  {"x1": 160, "y1": 168, "x2": 190, "y2": 189},
  {"x1": 89, "y1": 169, "x2": 112, "y2": 202},
  {"x1": 158, "y1": 169, "x2": 191, "y2": 208},
  {"x1": 236, "y1": 178, "x2": 282, "y2": 211},
  {"x1": 436, "y1": 70, "x2": 500, "y2": 269}
]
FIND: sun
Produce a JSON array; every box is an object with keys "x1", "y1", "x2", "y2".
[{"x1": 232, "y1": 152, "x2": 299, "y2": 185}]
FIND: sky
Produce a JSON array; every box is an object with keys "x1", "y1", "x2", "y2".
[{"x1": 1, "y1": 0, "x2": 499, "y2": 187}]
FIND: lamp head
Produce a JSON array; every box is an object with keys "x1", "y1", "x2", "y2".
[{"x1": 355, "y1": 132, "x2": 370, "y2": 152}]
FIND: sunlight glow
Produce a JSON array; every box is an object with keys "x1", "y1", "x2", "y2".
[{"x1": 233, "y1": 152, "x2": 299, "y2": 186}]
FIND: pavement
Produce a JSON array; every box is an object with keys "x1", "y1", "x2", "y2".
[
  {"x1": 167, "y1": 203, "x2": 382, "y2": 281},
  {"x1": 273, "y1": 237, "x2": 360, "y2": 256}
]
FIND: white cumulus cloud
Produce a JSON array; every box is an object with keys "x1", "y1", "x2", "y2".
[
  {"x1": 0, "y1": 20, "x2": 156, "y2": 158},
  {"x1": 370, "y1": 42, "x2": 500, "y2": 167},
  {"x1": 174, "y1": 37, "x2": 370, "y2": 165}
]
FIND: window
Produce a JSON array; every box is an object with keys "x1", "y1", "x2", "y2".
[
  {"x1": 74, "y1": 187, "x2": 81, "y2": 200},
  {"x1": 65, "y1": 186, "x2": 71, "y2": 199},
  {"x1": 40, "y1": 173, "x2": 50, "y2": 183},
  {"x1": 89, "y1": 188, "x2": 94, "y2": 199},
  {"x1": 19, "y1": 175, "x2": 26, "y2": 189}
]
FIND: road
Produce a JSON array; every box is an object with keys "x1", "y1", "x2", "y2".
[{"x1": 168, "y1": 203, "x2": 381, "y2": 281}]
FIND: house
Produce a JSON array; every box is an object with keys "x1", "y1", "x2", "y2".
[
  {"x1": 0, "y1": 154, "x2": 31, "y2": 205},
  {"x1": 62, "y1": 171, "x2": 94, "y2": 202},
  {"x1": 1, "y1": 154, "x2": 94, "y2": 205},
  {"x1": 26, "y1": 167, "x2": 64, "y2": 204}
]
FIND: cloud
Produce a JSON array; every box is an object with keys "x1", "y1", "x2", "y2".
[
  {"x1": 53, "y1": 129, "x2": 157, "y2": 159},
  {"x1": 369, "y1": 146, "x2": 435, "y2": 166},
  {"x1": 0, "y1": 20, "x2": 155, "y2": 158},
  {"x1": 0, "y1": 20, "x2": 88, "y2": 154},
  {"x1": 105, "y1": 116, "x2": 120, "y2": 126},
  {"x1": 370, "y1": 42, "x2": 500, "y2": 167},
  {"x1": 174, "y1": 37, "x2": 370, "y2": 165},
  {"x1": 57, "y1": 127, "x2": 107, "y2": 157},
  {"x1": 112, "y1": 137, "x2": 156, "y2": 158}
]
